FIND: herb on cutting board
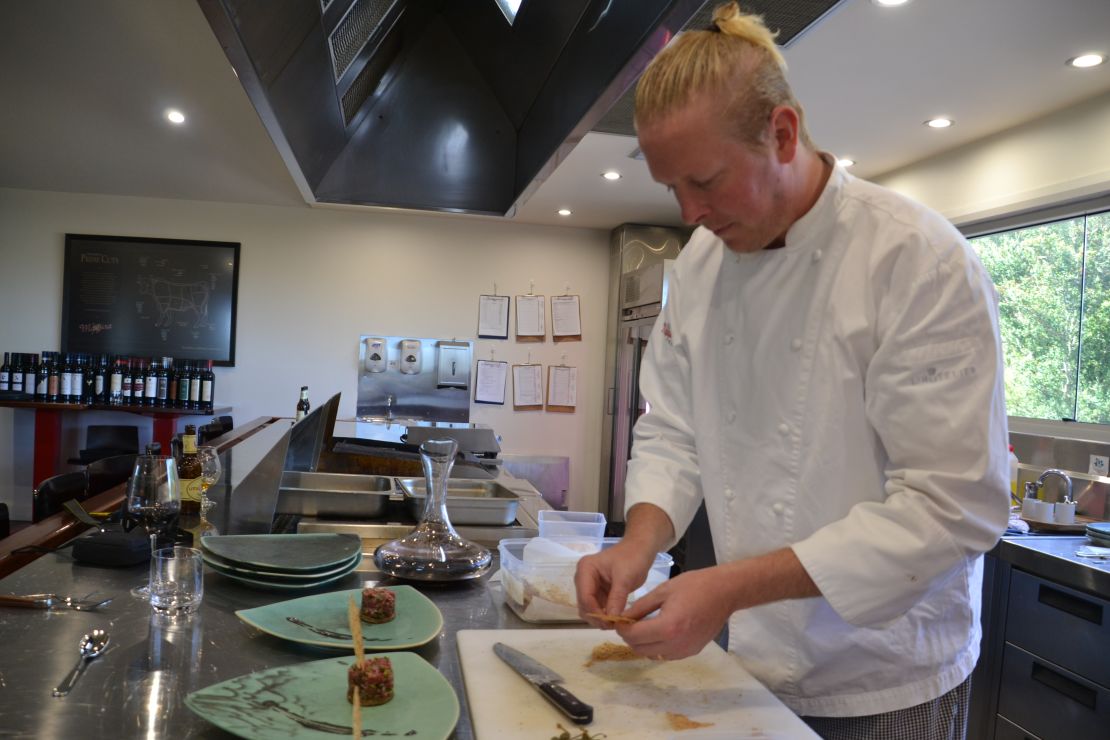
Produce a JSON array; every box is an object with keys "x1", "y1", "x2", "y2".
[{"x1": 551, "y1": 723, "x2": 607, "y2": 740}]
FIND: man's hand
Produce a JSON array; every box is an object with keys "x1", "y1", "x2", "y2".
[
  {"x1": 575, "y1": 538, "x2": 659, "y2": 627},
  {"x1": 575, "y1": 503, "x2": 674, "y2": 627},
  {"x1": 614, "y1": 548, "x2": 822, "y2": 660}
]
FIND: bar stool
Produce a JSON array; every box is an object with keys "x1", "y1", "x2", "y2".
[
  {"x1": 32, "y1": 471, "x2": 89, "y2": 522},
  {"x1": 67, "y1": 425, "x2": 140, "y2": 465},
  {"x1": 86, "y1": 453, "x2": 139, "y2": 497}
]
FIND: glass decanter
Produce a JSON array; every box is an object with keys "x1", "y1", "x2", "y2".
[{"x1": 373, "y1": 438, "x2": 492, "y2": 581}]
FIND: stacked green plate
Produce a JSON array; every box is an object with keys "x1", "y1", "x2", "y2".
[
  {"x1": 1085, "y1": 521, "x2": 1110, "y2": 546},
  {"x1": 201, "y1": 534, "x2": 363, "y2": 591}
]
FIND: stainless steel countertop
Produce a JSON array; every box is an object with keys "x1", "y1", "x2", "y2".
[
  {"x1": 996, "y1": 534, "x2": 1110, "y2": 597},
  {"x1": 0, "y1": 547, "x2": 550, "y2": 739}
]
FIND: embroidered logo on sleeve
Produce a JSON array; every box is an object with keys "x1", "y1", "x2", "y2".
[{"x1": 662, "y1": 321, "x2": 673, "y2": 343}]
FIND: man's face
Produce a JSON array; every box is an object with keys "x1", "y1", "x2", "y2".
[{"x1": 638, "y1": 95, "x2": 791, "y2": 253}]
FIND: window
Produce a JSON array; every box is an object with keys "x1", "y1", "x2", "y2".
[{"x1": 969, "y1": 208, "x2": 1110, "y2": 423}]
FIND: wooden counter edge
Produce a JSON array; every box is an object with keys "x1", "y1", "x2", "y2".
[{"x1": 0, "y1": 416, "x2": 280, "y2": 580}]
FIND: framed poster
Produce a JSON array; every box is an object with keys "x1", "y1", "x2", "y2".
[{"x1": 61, "y1": 234, "x2": 240, "y2": 365}]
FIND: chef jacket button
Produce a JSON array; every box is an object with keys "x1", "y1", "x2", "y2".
[
  {"x1": 778, "y1": 422, "x2": 790, "y2": 436},
  {"x1": 725, "y1": 488, "x2": 735, "y2": 500},
  {"x1": 772, "y1": 502, "x2": 785, "y2": 514},
  {"x1": 791, "y1": 338, "x2": 803, "y2": 351},
  {"x1": 812, "y1": 249, "x2": 823, "y2": 262},
  {"x1": 727, "y1": 411, "x2": 736, "y2": 424},
  {"x1": 724, "y1": 334, "x2": 734, "y2": 345}
]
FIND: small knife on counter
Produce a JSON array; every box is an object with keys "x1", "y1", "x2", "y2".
[{"x1": 493, "y1": 642, "x2": 593, "y2": 725}]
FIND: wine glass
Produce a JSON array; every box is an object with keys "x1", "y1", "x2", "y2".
[
  {"x1": 126, "y1": 455, "x2": 180, "y2": 599},
  {"x1": 197, "y1": 446, "x2": 222, "y2": 513}
]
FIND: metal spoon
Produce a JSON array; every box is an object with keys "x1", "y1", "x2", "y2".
[{"x1": 52, "y1": 629, "x2": 110, "y2": 697}]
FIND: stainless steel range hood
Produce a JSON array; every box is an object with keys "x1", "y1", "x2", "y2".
[{"x1": 197, "y1": 0, "x2": 706, "y2": 216}]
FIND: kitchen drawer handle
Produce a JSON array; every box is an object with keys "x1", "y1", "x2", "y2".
[
  {"x1": 1031, "y1": 661, "x2": 1097, "y2": 710},
  {"x1": 1037, "y1": 584, "x2": 1102, "y2": 625}
]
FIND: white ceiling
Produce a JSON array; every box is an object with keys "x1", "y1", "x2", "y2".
[{"x1": 2, "y1": 0, "x2": 1109, "y2": 232}]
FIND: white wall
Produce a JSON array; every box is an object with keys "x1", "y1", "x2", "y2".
[
  {"x1": 873, "y1": 90, "x2": 1110, "y2": 225},
  {"x1": 0, "y1": 188, "x2": 610, "y2": 520}
]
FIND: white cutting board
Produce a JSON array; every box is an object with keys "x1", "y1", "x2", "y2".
[{"x1": 457, "y1": 629, "x2": 819, "y2": 739}]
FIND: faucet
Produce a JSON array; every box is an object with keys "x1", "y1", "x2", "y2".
[
  {"x1": 386, "y1": 394, "x2": 395, "y2": 422},
  {"x1": 1033, "y1": 468, "x2": 1074, "y2": 504}
]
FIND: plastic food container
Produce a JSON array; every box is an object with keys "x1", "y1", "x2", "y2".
[
  {"x1": 537, "y1": 509, "x2": 606, "y2": 540},
  {"x1": 498, "y1": 537, "x2": 673, "y2": 623}
]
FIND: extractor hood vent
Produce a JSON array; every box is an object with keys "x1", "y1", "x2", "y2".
[
  {"x1": 341, "y1": 28, "x2": 400, "y2": 126},
  {"x1": 198, "y1": 0, "x2": 841, "y2": 216},
  {"x1": 329, "y1": 0, "x2": 397, "y2": 82}
]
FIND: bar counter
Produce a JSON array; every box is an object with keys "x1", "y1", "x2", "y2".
[
  {"x1": 0, "y1": 543, "x2": 534, "y2": 739},
  {"x1": 0, "y1": 415, "x2": 553, "y2": 738}
]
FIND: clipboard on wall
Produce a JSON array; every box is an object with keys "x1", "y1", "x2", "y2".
[
  {"x1": 550, "y1": 294, "x2": 581, "y2": 343},
  {"x1": 512, "y1": 363, "x2": 544, "y2": 410},
  {"x1": 545, "y1": 364, "x2": 577, "y2": 413},
  {"x1": 515, "y1": 294, "x2": 546, "y2": 343},
  {"x1": 474, "y1": 359, "x2": 508, "y2": 405},
  {"x1": 477, "y1": 294, "x2": 510, "y2": 339}
]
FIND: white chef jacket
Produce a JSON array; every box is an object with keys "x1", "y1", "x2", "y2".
[{"x1": 626, "y1": 160, "x2": 1010, "y2": 717}]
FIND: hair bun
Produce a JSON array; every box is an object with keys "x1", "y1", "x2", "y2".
[{"x1": 712, "y1": 1, "x2": 741, "y2": 29}]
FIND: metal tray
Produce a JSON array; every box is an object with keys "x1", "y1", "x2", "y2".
[
  {"x1": 277, "y1": 471, "x2": 394, "y2": 518},
  {"x1": 397, "y1": 478, "x2": 520, "y2": 526}
]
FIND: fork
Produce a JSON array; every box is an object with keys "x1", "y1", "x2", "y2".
[{"x1": 0, "y1": 593, "x2": 114, "y2": 611}]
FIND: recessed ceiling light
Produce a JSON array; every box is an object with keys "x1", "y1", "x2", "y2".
[
  {"x1": 602, "y1": 170, "x2": 622, "y2": 181},
  {"x1": 557, "y1": 208, "x2": 572, "y2": 217},
  {"x1": 925, "y1": 117, "x2": 953, "y2": 129},
  {"x1": 1067, "y1": 53, "x2": 1105, "y2": 69},
  {"x1": 165, "y1": 109, "x2": 186, "y2": 125},
  {"x1": 836, "y1": 157, "x2": 855, "y2": 168},
  {"x1": 872, "y1": 0, "x2": 911, "y2": 6}
]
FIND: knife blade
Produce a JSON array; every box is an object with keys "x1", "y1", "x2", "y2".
[{"x1": 493, "y1": 642, "x2": 594, "y2": 725}]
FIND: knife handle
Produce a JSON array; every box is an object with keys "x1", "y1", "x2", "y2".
[{"x1": 538, "y1": 681, "x2": 593, "y2": 725}]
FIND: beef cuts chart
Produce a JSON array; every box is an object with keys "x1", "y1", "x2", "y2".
[{"x1": 62, "y1": 235, "x2": 240, "y2": 364}]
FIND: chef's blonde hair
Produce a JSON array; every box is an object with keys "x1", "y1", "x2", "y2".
[{"x1": 635, "y1": 2, "x2": 813, "y2": 150}]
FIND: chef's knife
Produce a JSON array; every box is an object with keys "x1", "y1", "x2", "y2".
[{"x1": 493, "y1": 642, "x2": 594, "y2": 724}]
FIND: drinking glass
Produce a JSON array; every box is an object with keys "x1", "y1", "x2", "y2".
[
  {"x1": 197, "y1": 446, "x2": 222, "y2": 512},
  {"x1": 126, "y1": 456, "x2": 181, "y2": 599},
  {"x1": 149, "y1": 546, "x2": 204, "y2": 616}
]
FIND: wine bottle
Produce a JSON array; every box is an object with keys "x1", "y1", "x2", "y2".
[
  {"x1": 200, "y1": 360, "x2": 215, "y2": 414},
  {"x1": 35, "y1": 352, "x2": 50, "y2": 401},
  {"x1": 23, "y1": 354, "x2": 38, "y2": 400},
  {"x1": 9, "y1": 354, "x2": 23, "y2": 394},
  {"x1": 166, "y1": 359, "x2": 178, "y2": 408},
  {"x1": 121, "y1": 357, "x2": 133, "y2": 404},
  {"x1": 47, "y1": 353, "x2": 61, "y2": 402},
  {"x1": 176, "y1": 361, "x2": 192, "y2": 409},
  {"x1": 144, "y1": 357, "x2": 158, "y2": 407},
  {"x1": 109, "y1": 356, "x2": 124, "y2": 405},
  {"x1": 188, "y1": 363, "x2": 201, "y2": 411},
  {"x1": 93, "y1": 354, "x2": 107, "y2": 403},
  {"x1": 295, "y1": 386, "x2": 310, "y2": 421},
  {"x1": 59, "y1": 353, "x2": 72, "y2": 401},
  {"x1": 177, "y1": 424, "x2": 203, "y2": 515},
  {"x1": 81, "y1": 355, "x2": 95, "y2": 404},
  {"x1": 131, "y1": 358, "x2": 145, "y2": 405},
  {"x1": 156, "y1": 357, "x2": 171, "y2": 407},
  {"x1": 0, "y1": 352, "x2": 10, "y2": 392}
]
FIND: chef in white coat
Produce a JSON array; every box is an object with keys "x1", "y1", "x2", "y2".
[{"x1": 574, "y1": 4, "x2": 1010, "y2": 739}]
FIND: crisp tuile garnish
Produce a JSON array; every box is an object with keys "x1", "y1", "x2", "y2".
[
  {"x1": 348, "y1": 595, "x2": 364, "y2": 663},
  {"x1": 585, "y1": 611, "x2": 638, "y2": 624},
  {"x1": 351, "y1": 686, "x2": 361, "y2": 739}
]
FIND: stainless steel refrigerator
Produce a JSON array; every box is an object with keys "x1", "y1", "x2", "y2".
[{"x1": 599, "y1": 224, "x2": 715, "y2": 573}]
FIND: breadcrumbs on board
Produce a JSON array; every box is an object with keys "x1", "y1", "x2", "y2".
[
  {"x1": 665, "y1": 712, "x2": 715, "y2": 731},
  {"x1": 585, "y1": 641, "x2": 641, "y2": 667}
]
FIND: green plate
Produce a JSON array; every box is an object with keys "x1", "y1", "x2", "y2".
[
  {"x1": 201, "y1": 534, "x2": 362, "y2": 573},
  {"x1": 203, "y1": 549, "x2": 362, "y2": 581},
  {"x1": 209, "y1": 553, "x2": 362, "y2": 591},
  {"x1": 185, "y1": 652, "x2": 458, "y2": 740},
  {"x1": 236, "y1": 586, "x2": 443, "y2": 649}
]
